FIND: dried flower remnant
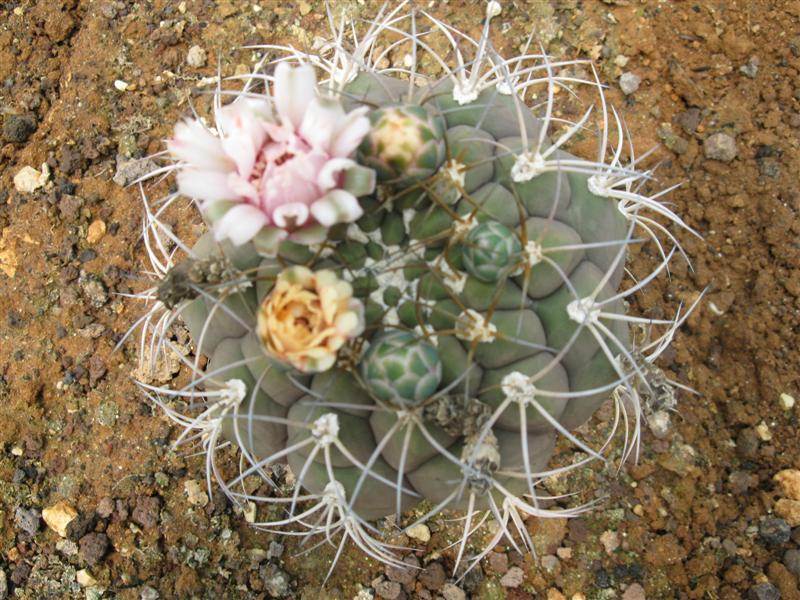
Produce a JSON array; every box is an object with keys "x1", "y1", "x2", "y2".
[{"x1": 257, "y1": 267, "x2": 364, "y2": 373}]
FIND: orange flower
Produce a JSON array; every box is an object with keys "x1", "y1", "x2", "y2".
[{"x1": 257, "y1": 267, "x2": 363, "y2": 373}]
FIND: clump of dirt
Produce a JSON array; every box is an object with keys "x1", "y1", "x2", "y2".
[{"x1": 0, "y1": 1, "x2": 798, "y2": 599}]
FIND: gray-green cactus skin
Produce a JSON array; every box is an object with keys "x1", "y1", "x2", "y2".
[{"x1": 177, "y1": 71, "x2": 630, "y2": 520}]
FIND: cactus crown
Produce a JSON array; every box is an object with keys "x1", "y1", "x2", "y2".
[{"x1": 128, "y1": 1, "x2": 699, "y2": 578}]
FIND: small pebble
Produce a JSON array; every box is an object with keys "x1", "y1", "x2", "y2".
[
  {"x1": 729, "y1": 470, "x2": 759, "y2": 494},
  {"x1": 66, "y1": 511, "x2": 96, "y2": 541},
  {"x1": 243, "y1": 500, "x2": 256, "y2": 523},
  {"x1": 267, "y1": 541, "x2": 284, "y2": 560},
  {"x1": 784, "y1": 549, "x2": 800, "y2": 578},
  {"x1": 13, "y1": 164, "x2": 49, "y2": 193},
  {"x1": 183, "y1": 480, "x2": 209, "y2": 508},
  {"x1": 600, "y1": 530, "x2": 620, "y2": 554},
  {"x1": 704, "y1": 132, "x2": 737, "y2": 162},
  {"x1": 759, "y1": 518, "x2": 791, "y2": 546},
  {"x1": 406, "y1": 523, "x2": 430, "y2": 543},
  {"x1": 140, "y1": 586, "x2": 160, "y2": 600},
  {"x1": 261, "y1": 565, "x2": 290, "y2": 598},
  {"x1": 441, "y1": 583, "x2": 466, "y2": 600},
  {"x1": 755, "y1": 421, "x2": 772, "y2": 441},
  {"x1": 186, "y1": 45, "x2": 207, "y2": 68},
  {"x1": 114, "y1": 79, "x2": 129, "y2": 91},
  {"x1": 42, "y1": 501, "x2": 78, "y2": 537},
  {"x1": 488, "y1": 551, "x2": 508, "y2": 574},
  {"x1": 132, "y1": 496, "x2": 161, "y2": 529},
  {"x1": 76, "y1": 569, "x2": 97, "y2": 587},
  {"x1": 0, "y1": 568, "x2": 7, "y2": 600},
  {"x1": 2, "y1": 114, "x2": 37, "y2": 143},
  {"x1": 56, "y1": 538, "x2": 78, "y2": 556},
  {"x1": 619, "y1": 72, "x2": 641, "y2": 95},
  {"x1": 722, "y1": 538, "x2": 738, "y2": 555},
  {"x1": 622, "y1": 583, "x2": 646, "y2": 600},
  {"x1": 112, "y1": 156, "x2": 157, "y2": 187},
  {"x1": 385, "y1": 555, "x2": 418, "y2": 587},
  {"x1": 739, "y1": 57, "x2": 759, "y2": 78},
  {"x1": 59, "y1": 194, "x2": 83, "y2": 221},
  {"x1": 595, "y1": 568, "x2": 612, "y2": 588},
  {"x1": 677, "y1": 108, "x2": 702, "y2": 133},
  {"x1": 14, "y1": 506, "x2": 41, "y2": 536},
  {"x1": 779, "y1": 393, "x2": 795, "y2": 410},
  {"x1": 96, "y1": 497, "x2": 114, "y2": 519},
  {"x1": 86, "y1": 220, "x2": 106, "y2": 244},
  {"x1": 78, "y1": 532, "x2": 110, "y2": 566},
  {"x1": 9, "y1": 563, "x2": 30, "y2": 587},
  {"x1": 375, "y1": 580, "x2": 403, "y2": 600},
  {"x1": 79, "y1": 276, "x2": 108, "y2": 308},
  {"x1": 736, "y1": 428, "x2": 760, "y2": 459},
  {"x1": 748, "y1": 582, "x2": 780, "y2": 600},
  {"x1": 775, "y1": 499, "x2": 800, "y2": 527},
  {"x1": 418, "y1": 562, "x2": 445, "y2": 591},
  {"x1": 774, "y1": 469, "x2": 800, "y2": 500},
  {"x1": 500, "y1": 566, "x2": 524, "y2": 588},
  {"x1": 541, "y1": 555, "x2": 560, "y2": 573}
]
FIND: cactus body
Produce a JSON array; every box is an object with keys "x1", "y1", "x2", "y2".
[
  {"x1": 172, "y1": 70, "x2": 631, "y2": 519},
  {"x1": 136, "y1": 4, "x2": 692, "y2": 568}
]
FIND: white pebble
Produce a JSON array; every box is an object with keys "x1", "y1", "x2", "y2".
[
  {"x1": 619, "y1": 72, "x2": 641, "y2": 95},
  {"x1": 600, "y1": 530, "x2": 620, "y2": 554},
  {"x1": 113, "y1": 79, "x2": 129, "y2": 91},
  {"x1": 406, "y1": 523, "x2": 431, "y2": 543},
  {"x1": 243, "y1": 501, "x2": 257, "y2": 523},
  {"x1": 13, "y1": 163, "x2": 49, "y2": 193},
  {"x1": 500, "y1": 566, "x2": 524, "y2": 588},
  {"x1": 186, "y1": 45, "x2": 207, "y2": 68},
  {"x1": 42, "y1": 501, "x2": 78, "y2": 538},
  {"x1": 76, "y1": 569, "x2": 97, "y2": 587},
  {"x1": 755, "y1": 421, "x2": 772, "y2": 442},
  {"x1": 779, "y1": 393, "x2": 795, "y2": 410},
  {"x1": 183, "y1": 480, "x2": 209, "y2": 508}
]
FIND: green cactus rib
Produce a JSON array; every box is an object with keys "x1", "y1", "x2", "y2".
[{"x1": 170, "y1": 70, "x2": 633, "y2": 521}]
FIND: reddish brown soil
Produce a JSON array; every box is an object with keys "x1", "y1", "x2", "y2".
[{"x1": 0, "y1": 1, "x2": 798, "y2": 599}]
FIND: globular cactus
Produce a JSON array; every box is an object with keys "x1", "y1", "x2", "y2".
[{"x1": 130, "y1": 1, "x2": 699, "y2": 576}]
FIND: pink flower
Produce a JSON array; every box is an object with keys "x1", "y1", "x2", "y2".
[{"x1": 167, "y1": 63, "x2": 372, "y2": 252}]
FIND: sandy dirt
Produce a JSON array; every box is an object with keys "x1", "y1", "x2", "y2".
[{"x1": 0, "y1": 1, "x2": 799, "y2": 598}]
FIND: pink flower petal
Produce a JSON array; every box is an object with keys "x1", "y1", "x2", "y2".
[
  {"x1": 330, "y1": 106, "x2": 370, "y2": 157},
  {"x1": 274, "y1": 63, "x2": 317, "y2": 130},
  {"x1": 176, "y1": 169, "x2": 238, "y2": 205},
  {"x1": 318, "y1": 157, "x2": 355, "y2": 190},
  {"x1": 168, "y1": 119, "x2": 233, "y2": 171},
  {"x1": 213, "y1": 203, "x2": 269, "y2": 246},
  {"x1": 272, "y1": 202, "x2": 310, "y2": 229},
  {"x1": 219, "y1": 101, "x2": 269, "y2": 178},
  {"x1": 300, "y1": 97, "x2": 345, "y2": 153},
  {"x1": 310, "y1": 190, "x2": 362, "y2": 227},
  {"x1": 227, "y1": 173, "x2": 259, "y2": 202}
]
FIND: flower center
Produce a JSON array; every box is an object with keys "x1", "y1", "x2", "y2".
[{"x1": 274, "y1": 151, "x2": 294, "y2": 166}]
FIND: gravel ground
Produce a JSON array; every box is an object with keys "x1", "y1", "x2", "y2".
[{"x1": 0, "y1": 1, "x2": 799, "y2": 598}]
